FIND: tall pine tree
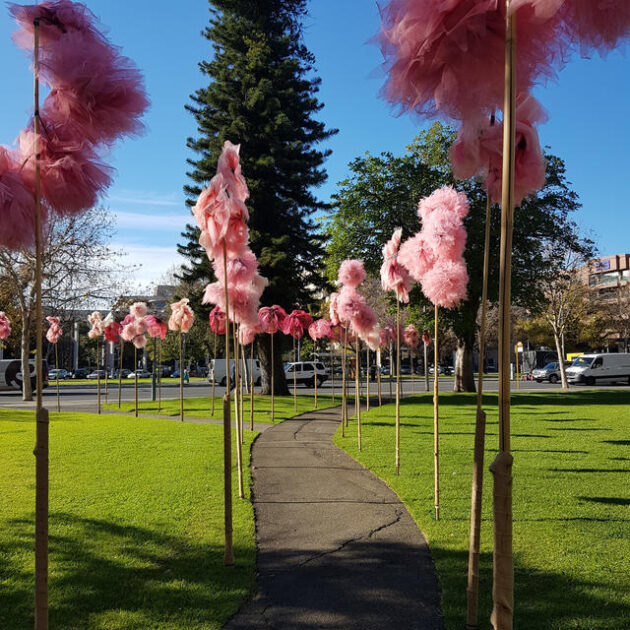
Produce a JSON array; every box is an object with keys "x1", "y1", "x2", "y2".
[{"x1": 180, "y1": 0, "x2": 336, "y2": 393}]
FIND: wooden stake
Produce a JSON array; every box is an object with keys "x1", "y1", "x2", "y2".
[
  {"x1": 32, "y1": 20, "x2": 49, "y2": 629},
  {"x1": 270, "y1": 332, "x2": 275, "y2": 422},
  {"x1": 104, "y1": 343, "x2": 108, "y2": 403},
  {"x1": 179, "y1": 332, "x2": 184, "y2": 422},
  {"x1": 293, "y1": 336, "x2": 297, "y2": 412},
  {"x1": 424, "y1": 336, "x2": 430, "y2": 392},
  {"x1": 54, "y1": 343, "x2": 60, "y2": 413},
  {"x1": 377, "y1": 348, "x2": 382, "y2": 407},
  {"x1": 249, "y1": 342, "x2": 254, "y2": 431},
  {"x1": 466, "y1": 193, "x2": 493, "y2": 630},
  {"x1": 233, "y1": 326, "x2": 244, "y2": 500},
  {"x1": 434, "y1": 304, "x2": 440, "y2": 521},
  {"x1": 134, "y1": 347, "x2": 138, "y2": 418},
  {"x1": 222, "y1": 242, "x2": 234, "y2": 566},
  {"x1": 331, "y1": 343, "x2": 335, "y2": 403},
  {"x1": 314, "y1": 341, "x2": 318, "y2": 409},
  {"x1": 341, "y1": 326, "x2": 347, "y2": 437},
  {"x1": 395, "y1": 300, "x2": 401, "y2": 475},
  {"x1": 118, "y1": 341, "x2": 123, "y2": 409},
  {"x1": 366, "y1": 347, "x2": 370, "y2": 412},
  {"x1": 491, "y1": 5, "x2": 516, "y2": 628},
  {"x1": 355, "y1": 335, "x2": 361, "y2": 452},
  {"x1": 211, "y1": 334, "x2": 217, "y2": 416},
  {"x1": 97, "y1": 340, "x2": 101, "y2": 415}
]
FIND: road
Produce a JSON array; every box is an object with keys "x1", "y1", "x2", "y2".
[{"x1": 1, "y1": 376, "x2": 627, "y2": 412}]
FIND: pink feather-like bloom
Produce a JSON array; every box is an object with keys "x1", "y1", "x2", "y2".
[
  {"x1": 87, "y1": 311, "x2": 104, "y2": 338},
  {"x1": 104, "y1": 320, "x2": 122, "y2": 343},
  {"x1": 352, "y1": 303, "x2": 377, "y2": 341},
  {"x1": 380, "y1": 227, "x2": 412, "y2": 303},
  {"x1": 337, "y1": 287, "x2": 365, "y2": 324},
  {"x1": 258, "y1": 305, "x2": 288, "y2": 335},
  {"x1": 0, "y1": 312, "x2": 12, "y2": 340},
  {"x1": 209, "y1": 306, "x2": 227, "y2": 335},
  {"x1": 337, "y1": 259, "x2": 367, "y2": 288},
  {"x1": 130, "y1": 302, "x2": 148, "y2": 319},
  {"x1": 308, "y1": 318, "x2": 333, "y2": 341},
  {"x1": 450, "y1": 95, "x2": 547, "y2": 205},
  {"x1": 132, "y1": 334, "x2": 147, "y2": 349},
  {"x1": 403, "y1": 324, "x2": 419, "y2": 348},
  {"x1": 329, "y1": 292, "x2": 340, "y2": 326},
  {"x1": 169, "y1": 298, "x2": 194, "y2": 333},
  {"x1": 46, "y1": 316, "x2": 62, "y2": 344},
  {"x1": 281, "y1": 310, "x2": 314, "y2": 340},
  {"x1": 421, "y1": 259, "x2": 469, "y2": 308},
  {"x1": 217, "y1": 140, "x2": 249, "y2": 203},
  {"x1": 398, "y1": 233, "x2": 435, "y2": 283},
  {"x1": 377, "y1": 0, "x2": 565, "y2": 124},
  {"x1": 213, "y1": 249, "x2": 258, "y2": 285},
  {"x1": 0, "y1": 146, "x2": 41, "y2": 250},
  {"x1": 239, "y1": 321, "x2": 261, "y2": 346},
  {"x1": 380, "y1": 326, "x2": 394, "y2": 348},
  {"x1": 120, "y1": 321, "x2": 137, "y2": 343},
  {"x1": 144, "y1": 315, "x2": 167, "y2": 340},
  {"x1": 422, "y1": 330, "x2": 432, "y2": 346},
  {"x1": 330, "y1": 323, "x2": 346, "y2": 343}
]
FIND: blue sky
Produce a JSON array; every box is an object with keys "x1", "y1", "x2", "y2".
[{"x1": 1, "y1": 1, "x2": 628, "y2": 289}]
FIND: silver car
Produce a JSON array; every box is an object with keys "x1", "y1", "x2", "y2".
[{"x1": 531, "y1": 361, "x2": 570, "y2": 384}]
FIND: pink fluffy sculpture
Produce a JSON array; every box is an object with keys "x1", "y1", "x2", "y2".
[
  {"x1": 239, "y1": 321, "x2": 261, "y2": 346},
  {"x1": 209, "y1": 306, "x2": 227, "y2": 336},
  {"x1": 329, "y1": 292, "x2": 341, "y2": 326},
  {"x1": 169, "y1": 298, "x2": 194, "y2": 334},
  {"x1": 0, "y1": 312, "x2": 11, "y2": 340},
  {"x1": 87, "y1": 311, "x2": 104, "y2": 338},
  {"x1": 398, "y1": 233, "x2": 435, "y2": 284},
  {"x1": 403, "y1": 324, "x2": 419, "y2": 348},
  {"x1": 381, "y1": 228, "x2": 413, "y2": 303},
  {"x1": 422, "y1": 330, "x2": 432, "y2": 346},
  {"x1": 421, "y1": 259, "x2": 469, "y2": 308},
  {"x1": 145, "y1": 315, "x2": 167, "y2": 340},
  {"x1": 130, "y1": 302, "x2": 148, "y2": 319},
  {"x1": 103, "y1": 319, "x2": 122, "y2": 343},
  {"x1": 308, "y1": 319, "x2": 333, "y2": 341},
  {"x1": 45, "y1": 316, "x2": 62, "y2": 344},
  {"x1": 380, "y1": 326, "x2": 394, "y2": 348},
  {"x1": 281, "y1": 310, "x2": 314, "y2": 340},
  {"x1": 337, "y1": 259, "x2": 367, "y2": 288},
  {"x1": 450, "y1": 95, "x2": 547, "y2": 205},
  {"x1": 258, "y1": 306, "x2": 287, "y2": 335}
]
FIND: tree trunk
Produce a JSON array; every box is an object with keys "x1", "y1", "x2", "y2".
[
  {"x1": 257, "y1": 334, "x2": 289, "y2": 395},
  {"x1": 21, "y1": 312, "x2": 33, "y2": 401},
  {"x1": 454, "y1": 334, "x2": 476, "y2": 392},
  {"x1": 553, "y1": 330, "x2": 568, "y2": 390}
]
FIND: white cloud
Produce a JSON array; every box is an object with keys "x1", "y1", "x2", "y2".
[
  {"x1": 114, "y1": 210, "x2": 190, "y2": 232},
  {"x1": 113, "y1": 243, "x2": 187, "y2": 290},
  {"x1": 106, "y1": 189, "x2": 182, "y2": 207}
]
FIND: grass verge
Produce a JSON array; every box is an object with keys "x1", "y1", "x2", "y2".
[
  {"x1": 334, "y1": 390, "x2": 630, "y2": 630},
  {"x1": 0, "y1": 408, "x2": 256, "y2": 629},
  {"x1": 104, "y1": 393, "x2": 347, "y2": 424}
]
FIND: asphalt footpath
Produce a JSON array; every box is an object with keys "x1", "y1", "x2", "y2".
[{"x1": 225, "y1": 404, "x2": 443, "y2": 630}]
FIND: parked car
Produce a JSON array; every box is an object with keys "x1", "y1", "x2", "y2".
[
  {"x1": 209, "y1": 358, "x2": 261, "y2": 386},
  {"x1": 566, "y1": 353, "x2": 630, "y2": 385},
  {"x1": 127, "y1": 369, "x2": 152, "y2": 379},
  {"x1": 284, "y1": 361, "x2": 329, "y2": 387},
  {"x1": 48, "y1": 368, "x2": 69, "y2": 380},
  {"x1": 71, "y1": 368, "x2": 90, "y2": 379},
  {"x1": 0, "y1": 359, "x2": 48, "y2": 392},
  {"x1": 531, "y1": 361, "x2": 571, "y2": 384},
  {"x1": 113, "y1": 368, "x2": 132, "y2": 379},
  {"x1": 87, "y1": 370, "x2": 107, "y2": 379},
  {"x1": 429, "y1": 364, "x2": 454, "y2": 376}
]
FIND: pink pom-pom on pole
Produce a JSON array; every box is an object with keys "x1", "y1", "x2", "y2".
[
  {"x1": 308, "y1": 318, "x2": 333, "y2": 341},
  {"x1": 45, "y1": 316, "x2": 62, "y2": 344},
  {"x1": 398, "y1": 233, "x2": 435, "y2": 284},
  {"x1": 0, "y1": 312, "x2": 12, "y2": 340},
  {"x1": 281, "y1": 310, "x2": 314, "y2": 340},
  {"x1": 258, "y1": 306, "x2": 287, "y2": 335},
  {"x1": 239, "y1": 321, "x2": 261, "y2": 346},
  {"x1": 104, "y1": 320, "x2": 122, "y2": 343},
  {"x1": 169, "y1": 298, "x2": 195, "y2": 333},
  {"x1": 209, "y1": 306, "x2": 227, "y2": 335},
  {"x1": 87, "y1": 311, "x2": 104, "y2": 338},
  {"x1": 381, "y1": 228, "x2": 413, "y2": 303},
  {"x1": 337, "y1": 259, "x2": 367, "y2": 288},
  {"x1": 421, "y1": 259, "x2": 469, "y2": 309},
  {"x1": 145, "y1": 315, "x2": 167, "y2": 340},
  {"x1": 404, "y1": 324, "x2": 419, "y2": 348}
]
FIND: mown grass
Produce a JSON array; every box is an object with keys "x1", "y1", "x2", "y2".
[
  {"x1": 335, "y1": 390, "x2": 630, "y2": 630},
  {"x1": 0, "y1": 409, "x2": 257, "y2": 629},
  {"x1": 104, "y1": 393, "x2": 348, "y2": 424},
  {"x1": 55, "y1": 377, "x2": 207, "y2": 386}
]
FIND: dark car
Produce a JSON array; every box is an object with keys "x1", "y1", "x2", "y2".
[{"x1": 71, "y1": 368, "x2": 89, "y2": 379}]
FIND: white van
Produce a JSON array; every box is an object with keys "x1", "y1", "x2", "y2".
[
  {"x1": 209, "y1": 358, "x2": 261, "y2": 387},
  {"x1": 284, "y1": 361, "x2": 329, "y2": 387},
  {"x1": 0, "y1": 359, "x2": 48, "y2": 392},
  {"x1": 566, "y1": 353, "x2": 630, "y2": 385}
]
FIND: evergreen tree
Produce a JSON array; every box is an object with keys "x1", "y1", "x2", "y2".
[{"x1": 179, "y1": 0, "x2": 337, "y2": 393}]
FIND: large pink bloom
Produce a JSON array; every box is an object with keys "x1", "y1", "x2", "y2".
[
  {"x1": 337, "y1": 259, "x2": 367, "y2": 288},
  {"x1": 104, "y1": 320, "x2": 122, "y2": 343},
  {"x1": 209, "y1": 306, "x2": 227, "y2": 335},
  {"x1": 380, "y1": 227, "x2": 412, "y2": 303},
  {"x1": 169, "y1": 298, "x2": 195, "y2": 333},
  {"x1": 308, "y1": 319, "x2": 333, "y2": 341},
  {"x1": 398, "y1": 232, "x2": 435, "y2": 284},
  {"x1": 421, "y1": 258, "x2": 469, "y2": 308},
  {"x1": 281, "y1": 310, "x2": 314, "y2": 340},
  {"x1": 239, "y1": 320, "x2": 261, "y2": 346},
  {"x1": 0, "y1": 312, "x2": 11, "y2": 340},
  {"x1": 87, "y1": 311, "x2": 104, "y2": 338},
  {"x1": 217, "y1": 140, "x2": 249, "y2": 203},
  {"x1": 258, "y1": 305, "x2": 287, "y2": 335},
  {"x1": 46, "y1": 316, "x2": 62, "y2": 344},
  {"x1": 403, "y1": 324, "x2": 419, "y2": 348},
  {"x1": 144, "y1": 314, "x2": 167, "y2": 340},
  {"x1": 130, "y1": 302, "x2": 148, "y2": 319},
  {"x1": 329, "y1": 292, "x2": 341, "y2": 326}
]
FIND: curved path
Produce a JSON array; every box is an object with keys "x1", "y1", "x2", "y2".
[{"x1": 225, "y1": 405, "x2": 443, "y2": 630}]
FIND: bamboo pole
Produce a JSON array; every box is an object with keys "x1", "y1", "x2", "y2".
[
  {"x1": 54, "y1": 343, "x2": 60, "y2": 413},
  {"x1": 118, "y1": 341, "x2": 123, "y2": 409},
  {"x1": 341, "y1": 327, "x2": 347, "y2": 437},
  {"x1": 314, "y1": 341, "x2": 318, "y2": 409},
  {"x1": 377, "y1": 347, "x2": 382, "y2": 407},
  {"x1": 158, "y1": 339, "x2": 162, "y2": 412},
  {"x1": 366, "y1": 347, "x2": 370, "y2": 412},
  {"x1": 434, "y1": 304, "x2": 440, "y2": 521},
  {"x1": 491, "y1": 6, "x2": 516, "y2": 628},
  {"x1": 179, "y1": 332, "x2": 184, "y2": 422},
  {"x1": 410, "y1": 353, "x2": 414, "y2": 393},
  {"x1": 97, "y1": 340, "x2": 101, "y2": 415},
  {"x1": 232, "y1": 326, "x2": 244, "y2": 500},
  {"x1": 134, "y1": 347, "x2": 138, "y2": 418},
  {"x1": 331, "y1": 343, "x2": 335, "y2": 404},
  {"x1": 270, "y1": 332, "x2": 275, "y2": 422},
  {"x1": 424, "y1": 336, "x2": 430, "y2": 392},
  {"x1": 211, "y1": 334, "x2": 217, "y2": 416},
  {"x1": 292, "y1": 336, "x2": 297, "y2": 413},
  {"x1": 389, "y1": 341, "x2": 393, "y2": 401},
  {"x1": 239, "y1": 333, "x2": 244, "y2": 443},
  {"x1": 104, "y1": 343, "x2": 108, "y2": 403},
  {"x1": 249, "y1": 342, "x2": 254, "y2": 431},
  {"x1": 355, "y1": 335, "x2": 361, "y2": 451},
  {"x1": 466, "y1": 193, "x2": 493, "y2": 630},
  {"x1": 222, "y1": 242, "x2": 233, "y2": 566},
  {"x1": 32, "y1": 20, "x2": 49, "y2": 629},
  {"x1": 395, "y1": 300, "x2": 401, "y2": 475}
]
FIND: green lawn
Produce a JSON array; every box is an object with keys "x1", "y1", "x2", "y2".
[
  {"x1": 56, "y1": 377, "x2": 207, "y2": 386},
  {"x1": 104, "y1": 393, "x2": 347, "y2": 424},
  {"x1": 335, "y1": 390, "x2": 630, "y2": 630},
  {"x1": 0, "y1": 409, "x2": 257, "y2": 629}
]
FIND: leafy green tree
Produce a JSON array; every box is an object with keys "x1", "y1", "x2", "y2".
[
  {"x1": 179, "y1": 0, "x2": 337, "y2": 394},
  {"x1": 325, "y1": 123, "x2": 593, "y2": 391}
]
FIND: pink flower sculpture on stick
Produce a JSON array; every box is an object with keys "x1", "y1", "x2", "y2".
[
  {"x1": 145, "y1": 315, "x2": 167, "y2": 341},
  {"x1": 282, "y1": 309, "x2": 314, "y2": 412},
  {"x1": 168, "y1": 298, "x2": 194, "y2": 334},
  {"x1": 258, "y1": 305, "x2": 288, "y2": 422},
  {"x1": 209, "y1": 306, "x2": 227, "y2": 336},
  {"x1": 403, "y1": 324, "x2": 419, "y2": 349},
  {"x1": 381, "y1": 228, "x2": 412, "y2": 303},
  {"x1": 45, "y1": 316, "x2": 61, "y2": 344},
  {"x1": 308, "y1": 318, "x2": 333, "y2": 409},
  {"x1": 87, "y1": 311, "x2": 104, "y2": 339},
  {"x1": 0, "y1": 312, "x2": 11, "y2": 340}
]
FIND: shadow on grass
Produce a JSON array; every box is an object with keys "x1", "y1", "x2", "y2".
[
  {"x1": 0, "y1": 512, "x2": 253, "y2": 630},
  {"x1": 603, "y1": 440, "x2": 630, "y2": 446},
  {"x1": 578, "y1": 496, "x2": 630, "y2": 506}
]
